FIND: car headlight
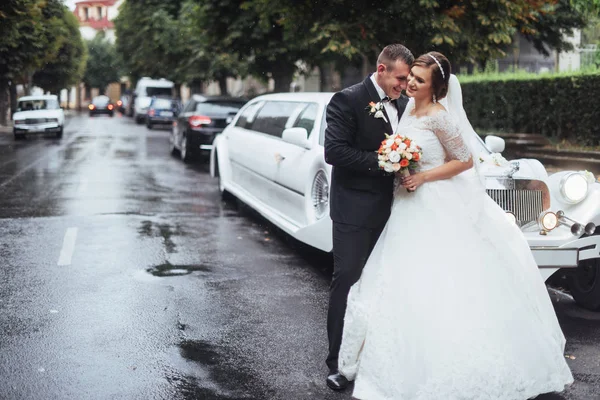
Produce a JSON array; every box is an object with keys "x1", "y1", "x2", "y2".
[
  {"x1": 311, "y1": 170, "x2": 329, "y2": 219},
  {"x1": 14, "y1": 120, "x2": 24, "y2": 125},
  {"x1": 538, "y1": 211, "x2": 558, "y2": 231},
  {"x1": 505, "y1": 211, "x2": 516, "y2": 224},
  {"x1": 559, "y1": 172, "x2": 589, "y2": 204}
]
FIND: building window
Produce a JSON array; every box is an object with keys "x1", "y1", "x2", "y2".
[
  {"x1": 97, "y1": 6, "x2": 103, "y2": 20},
  {"x1": 83, "y1": 7, "x2": 89, "y2": 21}
]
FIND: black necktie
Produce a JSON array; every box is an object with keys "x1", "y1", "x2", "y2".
[{"x1": 381, "y1": 95, "x2": 391, "y2": 103}]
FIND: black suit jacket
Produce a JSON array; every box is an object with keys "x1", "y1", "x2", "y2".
[{"x1": 324, "y1": 76, "x2": 409, "y2": 228}]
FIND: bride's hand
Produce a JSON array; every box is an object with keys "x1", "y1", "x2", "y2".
[{"x1": 401, "y1": 173, "x2": 426, "y2": 191}]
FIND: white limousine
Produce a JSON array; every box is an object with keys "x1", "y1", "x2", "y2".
[{"x1": 211, "y1": 92, "x2": 600, "y2": 310}]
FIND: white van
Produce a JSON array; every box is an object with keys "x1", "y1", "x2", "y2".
[{"x1": 133, "y1": 77, "x2": 174, "y2": 124}]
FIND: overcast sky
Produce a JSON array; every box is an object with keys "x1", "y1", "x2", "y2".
[{"x1": 63, "y1": 0, "x2": 77, "y2": 11}]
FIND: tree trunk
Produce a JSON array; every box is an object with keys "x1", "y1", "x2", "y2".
[
  {"x1": 272, "y1": 63, "x2": 295, "y2": 93},
  {"x1": 218, "y1": 76, "x2": 228, "y2": 96},
  {"x1": 9, "y1": 81, "x2": 17, "y2": 118},
  {"x1": 0, "y1": 78, "x2": 9, "y2": 126}
]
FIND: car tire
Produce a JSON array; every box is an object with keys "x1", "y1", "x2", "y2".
[
  {"x1": 180, "y1": 134, "x2": 193, "y2": 163},
  {"x1": 110, "y1": 112, "x2": 114, "y2": 117},
  {"x1": 146, "y1": 122, "x2": 153, "y2": 130},
  {"x1": 569, "y1": 256, "x2": 600, "y2": 311},
  {"x1": 56, "y1": 126, "x2": 63, "y2": 138},
  {"x1": 134, "y1": 112, "x2": 143, "y2": 124},
  {"x1": 13, "y1": 130, "x2": 24, "y2": 140}
]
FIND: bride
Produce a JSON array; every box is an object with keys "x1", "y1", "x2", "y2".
[{"x1": 337, "y1": 51, "x2": 574, "y2": 400}]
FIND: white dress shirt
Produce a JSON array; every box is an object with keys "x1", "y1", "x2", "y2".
[{"x1": 370, "y1": 73, "x2": 399, "y2": 134}]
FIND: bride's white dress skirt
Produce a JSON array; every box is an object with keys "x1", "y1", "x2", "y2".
[{"x1": 338, "y1": 170, "x2": 574, "y2": 400}]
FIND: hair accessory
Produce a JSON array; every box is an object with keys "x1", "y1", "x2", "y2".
[{"x1": 429, "y1": 54, "x2": 445, "y2": 79}]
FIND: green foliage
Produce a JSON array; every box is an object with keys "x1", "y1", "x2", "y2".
[
  {"x1": 33, "y1": 9, "x2": 87, "y2": 93},
  {"x1": 114, "y1": 0, "x2": 187, "y2": 86},
  {"x1": 82, "y1": 33, "x2": 120, "y2": 93},
  {"x1": 460, "y1": 72, "x2": 600, "y2": 145}
]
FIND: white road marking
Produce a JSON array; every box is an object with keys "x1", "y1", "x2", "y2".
[{"x1": 57, "y1": 227, "x2": 78, "y2": 266}]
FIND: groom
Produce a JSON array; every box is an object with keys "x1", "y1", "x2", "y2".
[{"x1": 323, "y1": 43, "x2": 413, "y2": 390}]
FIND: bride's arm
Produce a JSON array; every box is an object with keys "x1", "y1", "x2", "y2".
[{"x1": 402, "y1": 112, "x2": 473, "y2": 190}]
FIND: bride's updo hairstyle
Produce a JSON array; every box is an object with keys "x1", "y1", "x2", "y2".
[{"x1": 412, "y1": 51, "x2": 451, "y2": 100}]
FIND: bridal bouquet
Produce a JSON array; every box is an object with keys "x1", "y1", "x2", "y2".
[{"x1": 377, "y1": 134, "x2": 422, "y2": 191}]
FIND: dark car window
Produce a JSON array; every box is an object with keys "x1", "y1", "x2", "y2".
[
  {"x1": 195, "y1": 102, "x2": 244, "y2": 115},
  {"x1": 292, "y1": 103, "x2": 319, "y2": 135},
  {"x1": 92, "y1": 96, "x2": 110, "y2": 106},
  {"x1": 151, "y1": 98, "x2": 173, "y2": 109},
  {"x1": 17, "y1": 99, "x2": 58, "y2": 111},
  {"x1": 251, "y1": 101, "x2": 304, "y2": 138},
  {"x1": 235, "y1": 102, "x2": 262, "y2": 129},
  {"x1": 146, "y1": 87, "x2": 172, "y2": 97},
  {"x1": 182, "y1": 100, "x2": 195, "y2": 113}
]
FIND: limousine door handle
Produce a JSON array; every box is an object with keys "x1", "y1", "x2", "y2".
[{"x1": 274, "y1": 153, "x2": 285, "y2": 163}]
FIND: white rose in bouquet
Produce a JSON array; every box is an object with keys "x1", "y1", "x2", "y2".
[
  {"x1": 392, "y1": 163, "x2": 401, "y2": 172},
  {"x1": 398, "y1": 143, "x2": 407, "y2": 151},
  {"x1": 388, "y1": 151, "x2": 401, "y2": 163}
]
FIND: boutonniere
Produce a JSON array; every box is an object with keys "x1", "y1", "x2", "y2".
[{"x1": 365, "y1": 101, "x2": 388, "y2": 123}]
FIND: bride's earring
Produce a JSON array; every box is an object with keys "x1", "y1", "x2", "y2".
[{"x1": 432, "y1": 94, "x2": 437, "y2": 104}]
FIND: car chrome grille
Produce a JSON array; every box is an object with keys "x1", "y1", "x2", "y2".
[
  {"x1": 311, "y1": 170, "x2": 329, "y2": 219},
  {"x1": 25, "y1": 118, "x2": 48, "y2": 124},
  {"x1": 485, "y1": 178, "x2": 550, "y2": 226}
]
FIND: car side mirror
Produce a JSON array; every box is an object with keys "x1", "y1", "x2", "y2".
[
  {"x1": 282, "y1": 127, "x2": 311, "y2": 149},
  {"x1": 485, "y1": 135, "x2": 505, "y2": 153}
]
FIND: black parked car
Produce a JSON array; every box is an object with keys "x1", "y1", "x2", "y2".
[
  {"x1": 88, "y1": 95, "x2": 114, "y2": 117},
  {"x1": 146, "y1": 97, "x2": 180, "y2": 129},
  {"x1": 170, "y1": 95, "x2": 246, "y2": 162}
]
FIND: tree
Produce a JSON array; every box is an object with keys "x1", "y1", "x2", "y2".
[
  {"x1": 114, "y1": 0, "x2": 187, "y2": 87},
  {"x1": 0, "y1": 0, "x2": 47, "y2": 124},
  {"x1": 178, "y1": 0, "x2": 247, "y2": 95},
  {"x1": 33, "y1": 9, "x2": 87, "y2": 95},
  {"x1": 82, "y1": 32, "x2": 120, "y2": 94}
]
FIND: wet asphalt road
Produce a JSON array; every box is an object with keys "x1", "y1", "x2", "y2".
[{"x1": 0, "y1": 112, "x2": 599, "y2": 400}]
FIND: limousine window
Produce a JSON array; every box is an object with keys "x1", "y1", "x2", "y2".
[
  {"x1": 292, "y1": 103, "x2": 318, "y2": 135},
  {"x1": 251, "y1": 101, "x2": 304, "y2": 138},
  {"x1": 235, "y1": 101, "x2": 262, "y2": 129}
]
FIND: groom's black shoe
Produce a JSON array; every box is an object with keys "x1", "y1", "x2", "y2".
[{"x1": 326, "y1": 371, "x2": 349, "y2": 391}]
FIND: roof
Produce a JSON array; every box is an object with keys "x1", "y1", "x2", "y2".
[
  {"x1": 74, "y1": 0, "x2": 116, "y2": 6},
  {"x1": 248, "y1": 92, "x2": 335, "y2": 104},
  {"x1": 17, "y1": 95, "x2": 58, "y2": 101},
  {"x1": 191, "y1": 94, "x2": 247, "y2": 103}
]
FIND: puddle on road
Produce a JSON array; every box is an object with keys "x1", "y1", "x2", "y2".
[
  {"x1": 146, "y1": 262, "x2": 211, "y2": 277},
  {"x1": 162, "y1": 339, "x2": 262, "y2": 399},
  {"x1": 138, "y1": 220, "x2": 186, "y2": 253}
]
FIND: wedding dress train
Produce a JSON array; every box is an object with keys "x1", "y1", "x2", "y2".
[{"x1": 338, "y1": 104, "x2": 573, "y2": 400}]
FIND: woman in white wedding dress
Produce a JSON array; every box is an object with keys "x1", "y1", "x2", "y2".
[{"x1": 337, "y1": 52, "x2": 573, "y2": 400}]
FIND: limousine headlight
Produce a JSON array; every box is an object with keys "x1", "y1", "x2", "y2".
[
  {"x1": 311, "y1": 170, "x2": 329, "y2": 219},
  {"x1": 560, "y1": 172, "x2": 589, "y2": 204}
]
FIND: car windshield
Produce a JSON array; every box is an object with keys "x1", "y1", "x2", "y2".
[
  {"x1": 17, "y1": 99, "x2": 59, "y2": 111},
  {"x1": 151, "y1": 98, "x2": 173, "y2": 109},
  {"x1": 147, "y1": 87, "x2": 172, "y2": 97},
  {"x1": 93, "y1": 96, "x2": 110, "y2": 106},
  {"x1": 195, "y1": 102, "x2": 244, "y2": 115}
]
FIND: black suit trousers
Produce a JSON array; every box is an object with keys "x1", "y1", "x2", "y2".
[{"x1": 326, "y1": 220, "x2": 386, "y2": 372}]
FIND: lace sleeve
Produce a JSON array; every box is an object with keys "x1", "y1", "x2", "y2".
[{"x1": 427, "y1": 111, "x2": 472, "y2": 162}]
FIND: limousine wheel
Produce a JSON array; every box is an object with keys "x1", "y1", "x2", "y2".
[{"x1": 569, "y1": 256, "x2": 600, "y2": 311}]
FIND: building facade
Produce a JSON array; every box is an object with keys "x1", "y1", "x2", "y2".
[{"x1": 73, "y1": 0, "x2": 123, "y2": 43}]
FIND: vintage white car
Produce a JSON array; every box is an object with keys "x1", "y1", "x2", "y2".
[
  {"x1": 12, "y1": 94, "x2": 64, "y2": 139},
  {"x1": 210, "y1": 92, "x2": 600, "y2": 310}
]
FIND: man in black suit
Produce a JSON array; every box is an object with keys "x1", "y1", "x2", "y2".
[{"x1": 324, "y1": 44, "x2": 414, "y2": 391}]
